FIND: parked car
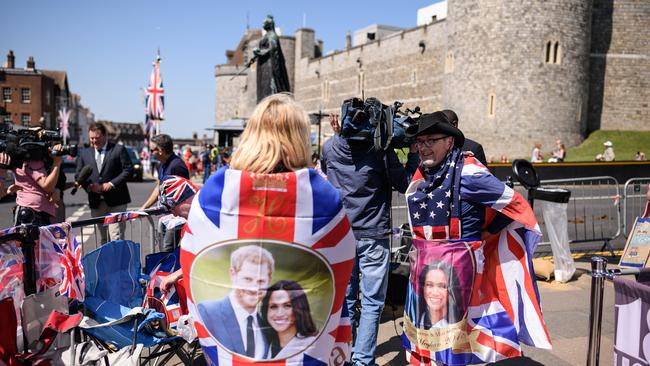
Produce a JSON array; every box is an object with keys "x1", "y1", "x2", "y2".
[{"x1": 125, "y1": 146, "x2": 143, "y2": 182}]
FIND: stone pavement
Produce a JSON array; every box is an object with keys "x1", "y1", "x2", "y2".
[{"x1": 374, "y1": 253, "x2": 623, "y2": 366}]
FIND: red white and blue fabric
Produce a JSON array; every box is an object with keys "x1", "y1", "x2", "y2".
[
  {"x1": 160, "y1": 175, "x2": 199, "y2": 209},
  {"x1": 147, "y1": 260, "x2": 183, "y2": 328},
  {"x1": 0, "y1": 226, "x2": 25, "y2": 328},
  {"x1": 145, "y1": 57, "x2": 165, "y2": 121},
  {"x1": 103, "y1": 211, "x2": 146, "y2": 225},
  {"x1": 180, "y1": 167, "x2": 355, "y2": 365},
  {"x1": 404, "y1": 151, "x2": 551, "y2": 365},
  {"x1": 38, "y1": 223, "x2": 85, "y2": 301}
]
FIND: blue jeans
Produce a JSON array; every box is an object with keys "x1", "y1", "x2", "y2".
[
  {"x1": 202, "y1": 163, "x2": 211, "y2": 183},
  {"x1": 345, "y1": 237, "x2": 390, "y2": 366}
]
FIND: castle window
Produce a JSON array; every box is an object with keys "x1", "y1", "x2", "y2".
[
  {"x1": 2, "y1": 87, "x2": 11, "y2": 102},
  {"x1": 21, "y1": 113, "x2": 31, "y2": 126},
  {"x1": 553, "y1": 42, "x2": 562, "y2": 64},
  {"x1": 367, "y1": 32, "x2": 376, "y2": 41},
  {"x1": 357, "y1": 72, "x2": 365, "y2": 98},
  {"x1": 488, "y1": 94, "x2": 496, "y2": 118},
  {"x1": 322, "y1": 79, "x2": 330, "y2": 101},
  {"x1": 545, "y1": 40, "x2": 561, "y2": 64},
  {"x1": 21, "y1": 88, "x2": 31, "y2": 103},
  {"x1": 445, "y1": 51, "x2": 455, "y2": 73}
]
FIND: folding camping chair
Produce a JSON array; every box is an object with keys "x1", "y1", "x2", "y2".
[{"x1": 80, "y1": 240, "x2": 192, "y2": 365}]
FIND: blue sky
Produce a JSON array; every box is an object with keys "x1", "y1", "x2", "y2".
[{"x1": 3, "y1": 1, "x2": 438, "y2": 138}]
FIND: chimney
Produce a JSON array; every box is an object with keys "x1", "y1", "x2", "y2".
[
  {"x1": 26, "y1": 56, "x2": 35, "y2": 70},
  {"x1": 6, "y1": 50, "x2": 15, "y2": 69},
  {"x1": 345, "y1": 32, "x2": 352, "y2": 50}
]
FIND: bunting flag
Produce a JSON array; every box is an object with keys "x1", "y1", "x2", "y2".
[
  {"x1": 38, "y1": 223, "x2": 85, "y2": 301},
  {"x1": 180, "y1": 167, "x2": 355, "y2": 365},
  {"x1": 145, "y1": 52, "x2": 165, "y2": 121},
  {"x1": 0, "y1": 226, "x2": 25, "y2": 329},
  {"x1": 403, "y1": 153, "x2": 551, "y2": 365},
  {"x1": 58, "y1": 107, "x2": 70, "y2": 141},
  {"x1": 103, "y1": 211, "x2": 147, "y2": 225}
]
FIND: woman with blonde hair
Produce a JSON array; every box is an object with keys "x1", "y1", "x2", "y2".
[
  {"x1": 182, "y1": 93, "x2": 355, "y2": 364},
  {"x1": 230, "y1": 93, "x2": 311, "y2": 173}
]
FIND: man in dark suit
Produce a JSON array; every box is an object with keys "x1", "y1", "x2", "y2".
[
  {"x1": 197, "y1": 245, "x2": 273, "y2": 359},
  {"x1": 442, "y1": 109, "x2": 488, "y2": 166},
  {"x1": 76, "y1": 122, "x2": 133, "y2": 244}
]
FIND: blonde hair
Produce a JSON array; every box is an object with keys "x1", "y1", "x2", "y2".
[
  {"x1": 230, "y1": 93, "x2": 311, "y2": 173},
  {"x1": 230, "y1": 245, "x2": 275, "y2": 277}
]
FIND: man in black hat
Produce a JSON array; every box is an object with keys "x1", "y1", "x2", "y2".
[
  {"x1": 404, "y1": 111, "x2": 512, "y2": 241},
  {"x1": 441, "y1": 109, "x2": 487, "y2": 166}
]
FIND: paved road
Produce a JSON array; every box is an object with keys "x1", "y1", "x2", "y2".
[{"x1": 0, "y1": 174, "x2": 633, "y2": 365}]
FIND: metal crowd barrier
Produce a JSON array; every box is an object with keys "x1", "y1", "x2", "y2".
[
  {"x1": 533, "y1": 176, "x2": 622, "y2": 248},
  {"x1": 622, "y1": 177, "x2": 650, "y2": 236},
  {"x1": 0, "y1": 207, "x2": 168, "y2": 296},
  {"x1": 71, "y1": 207, "x2": 167, "y2": 257},
  {"x1": 586, "y1": 257, "x2": 640, "y2": 366}
]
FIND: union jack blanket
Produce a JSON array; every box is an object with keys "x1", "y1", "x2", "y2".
[
  {"x1": 403, "y1": 152, "x2": 551, "y2": 365},
  {"x1": 180, "y1": 167, "x2": 355, "y2": 365}
]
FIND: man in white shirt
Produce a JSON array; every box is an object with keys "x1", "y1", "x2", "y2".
[{"x1": 197, "y1": 245, "x2": 273, "y2": 359}]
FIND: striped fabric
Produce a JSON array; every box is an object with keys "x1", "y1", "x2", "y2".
[
  {"x1": 180, "y1": 167, "x2": 355, "y2": 365},
  {"x1": 404, "y1": 154, "x2": 551, "y2": 365}
]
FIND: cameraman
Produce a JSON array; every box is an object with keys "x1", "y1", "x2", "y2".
[{"x1": 13, "y1": 144, "x2": 64, "y2": 226}]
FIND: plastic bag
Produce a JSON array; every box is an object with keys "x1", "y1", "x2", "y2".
[{"x1": 540, "y1": 200, "x2": 576, "y2": 282}]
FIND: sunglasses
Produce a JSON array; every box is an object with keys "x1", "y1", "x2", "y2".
[{"x1": 415, "y1": 136, "x2": 448, "y2": 148}]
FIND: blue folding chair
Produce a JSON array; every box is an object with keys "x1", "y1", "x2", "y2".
[{"x1": 81, "y1": 240, "x2": 192, "y2": 365}]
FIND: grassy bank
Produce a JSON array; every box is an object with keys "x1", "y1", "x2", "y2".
[{"x1": 564, "y1": 130, "x2": 650, "y2": 162}]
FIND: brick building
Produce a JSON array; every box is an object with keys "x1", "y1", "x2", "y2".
[
  {"x1": 215, "y1": 0, "x2": 649, "y2": 158},
  {"x1": 98, "y1": 120, "x2": 145, "y2": 149},
  {"x1": 0, "y1": 50, "x2": 70, "y2": 129}
]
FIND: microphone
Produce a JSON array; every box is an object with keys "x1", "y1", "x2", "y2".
[{"x1": 71, "y1": 165, "x2": 93, "y2": 195}]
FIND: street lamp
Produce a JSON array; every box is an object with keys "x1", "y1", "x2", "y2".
[{"x1": 309, "y1": 109, "x2": 324, "y2": 156}]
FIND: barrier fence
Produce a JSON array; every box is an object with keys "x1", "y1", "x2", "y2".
[
  {"x1": 391, "y1": 175, "x2": 648, "y2": 252},
  {"x1": 623, "y1": 177, "x2": 650, "y2": 236}
]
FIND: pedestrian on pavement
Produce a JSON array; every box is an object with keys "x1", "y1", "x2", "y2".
[
  {"x1": 320, "y1": 111, "x2": 419, "y2": 366},
  {"x1": 200, "y1": 144, "x2": 211, "y2": 183},
  {"x1": 76, "y1": 123, "x2": 133, "y2": 243},
  {"x1": 140, "y1": 134, "x2": 190, "y2": 251},
  {"x1": 441, "y1": 109, "x2": 487, "y2": 166}
]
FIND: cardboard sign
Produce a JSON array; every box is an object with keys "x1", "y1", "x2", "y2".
[{"x1": 620, "y1": 218, "x2": 650, "y2": 268}]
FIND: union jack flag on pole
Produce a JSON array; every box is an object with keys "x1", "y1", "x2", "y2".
[{"x1": 145, "y1": 51, "x2": 165, "y2": 132}]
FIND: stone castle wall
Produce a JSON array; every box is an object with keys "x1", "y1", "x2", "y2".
[
  {"x1": 588, "y1": 0, "x2": 650, "y2": 132},
  {"x1": 215, "y1": 1, "x2": 649, "y2": 157},
  {"x1": 444, "y1": 0, "x2": 592, "y2": 157}
]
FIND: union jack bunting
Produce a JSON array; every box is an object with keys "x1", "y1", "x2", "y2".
[
  {"x1": 38, "y1": 223, "x2": 85, "y2": 301},
  {"x1": 0, "y1": 226, "x2": 25, "y2": 326},
  {"x1": 180, "y1": 167, "x2": 355, "y2": 365},
  {"x1": 403, "y1": 151, "x2": 551, "y2": 365},
  {"x1": 145, "y1": 53, "x2": 165, "y2": 121},
  {"x1": 103, "y1": 211, "x2": 147, "y2": 225}
]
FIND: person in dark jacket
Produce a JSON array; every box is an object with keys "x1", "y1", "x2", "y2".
[
  {"x1": 320, "y1": 114, "x2": 418, "y2": 366},
  {"x1": 441, "y1": 109, "x2": 488, "y2": 166},
  {"x1": 76, "y1": 122, "x2": 133, "y2": 243}
]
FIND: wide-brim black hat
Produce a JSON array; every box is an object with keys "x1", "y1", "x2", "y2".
[{"x1": 406, "y1": 111, "x2": 465, "y2": 148}]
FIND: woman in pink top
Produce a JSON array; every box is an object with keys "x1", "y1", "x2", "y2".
[{"x1": 13, "y1": 146, "x2": 64, "y2": 226}]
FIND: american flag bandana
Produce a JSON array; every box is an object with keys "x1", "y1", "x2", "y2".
[
  {"x1": 180, "y1": 167, "x2": 355, "y2": 365},
  {"x1": 407, "y1": 149, "x2": 463, "y2": 239},
  {"x1": 404, "y1": 152, "x2": 551, "y2": 365},
  {"x1": 160, "y1": 175, "x2": 199, "y2": 209}
]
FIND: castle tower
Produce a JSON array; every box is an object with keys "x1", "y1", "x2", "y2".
[{"x1": 443, "y1": 0, "x2": 592, "y2": 157}]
